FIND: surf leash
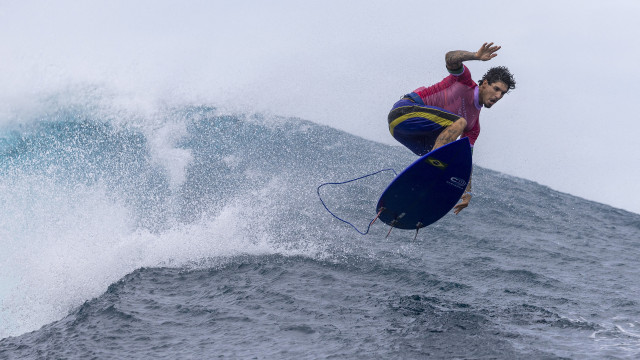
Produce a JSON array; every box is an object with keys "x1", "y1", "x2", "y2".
[{"x1": 316, "y1": 168, "x2": 397, "y2": 235}]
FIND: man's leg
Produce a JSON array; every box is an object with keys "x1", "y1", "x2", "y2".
[
  {"x1": 388, "y1": 98, "x2": 463, "y2": 155},
  {"x1": 432, "y1": 117, "x2": 466, "y2": 150}
]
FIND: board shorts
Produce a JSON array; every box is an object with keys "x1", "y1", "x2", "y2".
[{"x1": 388, "y1": 93, "x2": 462, "y2": 156}]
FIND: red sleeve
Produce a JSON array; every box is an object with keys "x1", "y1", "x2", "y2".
[{"x1": 453, "y1": 65, "x2": 477, "y2": 88}]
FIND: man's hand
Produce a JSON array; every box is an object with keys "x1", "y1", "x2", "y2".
[
  {"x1": 446, "y1": 42, "x2": 501, "y2": 70},
  {"x1": 475, "y1": 42, "x2": 501, "y2": 61},
  {"x1": 453, "y1": 193, "x2": 472, "y2": 215}
]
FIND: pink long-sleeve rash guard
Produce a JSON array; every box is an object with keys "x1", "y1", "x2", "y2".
[{"x1": 412, "y1": 65, "x2": 482, "y2": 147}]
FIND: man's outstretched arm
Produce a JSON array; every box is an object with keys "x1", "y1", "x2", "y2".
[{"x1": 446, "y1": 42, "x2": 501, "y2": 71}]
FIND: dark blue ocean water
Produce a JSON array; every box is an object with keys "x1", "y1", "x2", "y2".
[{"x1": 1, "y1": 96, "x2": 639, "y2": 359}]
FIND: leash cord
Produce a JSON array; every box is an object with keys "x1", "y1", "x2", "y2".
[{"x1": 316, "y1": 168, "x2": 397, "y2": 235}]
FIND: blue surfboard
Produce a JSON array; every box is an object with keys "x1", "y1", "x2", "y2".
[{"x1": 376, "y1": 137, "x2": 472, "y2": 229}]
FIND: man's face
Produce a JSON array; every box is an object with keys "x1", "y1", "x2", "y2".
[{"x1": 479, "y1": 80, "x2": 509, "y2": 108}]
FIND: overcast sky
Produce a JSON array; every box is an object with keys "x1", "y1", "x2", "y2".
[{"x1": 1, "y1": 0, "x2": 639, "y2": 214}]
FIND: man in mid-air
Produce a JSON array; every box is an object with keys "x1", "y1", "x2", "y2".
[{"x1": 387, "y1": 42, "x2": 516, "y2": 214}]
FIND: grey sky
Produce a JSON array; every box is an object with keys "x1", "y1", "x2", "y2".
[{"x1": 1, "y1": 0, "x2": 638, "y2": 213}]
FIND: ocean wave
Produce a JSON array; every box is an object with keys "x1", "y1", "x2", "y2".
[{"x1": 2, "y1": 92, "x2": 640, "y2": 358}]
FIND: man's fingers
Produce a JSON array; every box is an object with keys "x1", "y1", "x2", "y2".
[
  {"x1": 454, "y1": 196, "x2": 472, "y2": 214},
  {"x1": 481, "y1": 43, "x2": 501, "y2": 53},
  {"x1": 477, "y1": 43, "x2": 501, "y2": 61}
]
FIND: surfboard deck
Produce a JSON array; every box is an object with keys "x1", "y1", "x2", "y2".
[{"x1": 376, "y1": 137, "x2": 472, "y2": 229}]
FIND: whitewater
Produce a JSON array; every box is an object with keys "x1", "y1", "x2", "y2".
[{"x1": 0, "y1": 89, "x2": 638, "y2": 359}]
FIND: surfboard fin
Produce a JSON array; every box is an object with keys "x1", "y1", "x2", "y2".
[
  {"x1": 413, "y1": 222, "x2": 424, "y2": 241},
  {"x1": 371, "y1": 207, "x2": 385, "y2": 226},
  {"x1": 386, "y1": 219, "x2": 398, "y2": 238}
]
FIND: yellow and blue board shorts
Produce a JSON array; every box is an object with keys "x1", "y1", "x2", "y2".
[{"x1": 388, "y1": 93, "x2": 461, "y2": 156}]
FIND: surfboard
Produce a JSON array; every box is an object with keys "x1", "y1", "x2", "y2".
[{"x1": 376, "y1": 137, "x2": 472, "y2": 229}]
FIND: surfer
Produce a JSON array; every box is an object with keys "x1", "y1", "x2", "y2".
[{"x1": 387, "y1": 42, "x2": 516, "y2": 214}]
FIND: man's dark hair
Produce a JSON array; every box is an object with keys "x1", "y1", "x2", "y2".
[{"x1": 479, "y1": 66, "x2": 516, "y2": 92}]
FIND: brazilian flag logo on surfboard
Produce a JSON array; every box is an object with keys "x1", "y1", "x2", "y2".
[{"x1": 426, "y1": 156, "x2": 448, "y2": 170}]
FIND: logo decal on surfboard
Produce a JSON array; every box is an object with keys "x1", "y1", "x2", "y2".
[
  {"x1": 425, "y1": 157, "x2": 448, "y2": 170},
  {"x1": 447, "y1": 176, "x2": 467, "y2": 189}
]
